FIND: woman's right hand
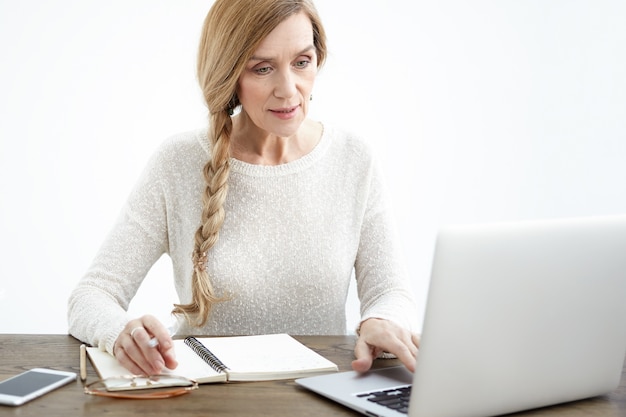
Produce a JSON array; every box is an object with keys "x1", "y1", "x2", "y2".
[{"x1": 113, "y1": 314, "x2": 178, "y2": 375}]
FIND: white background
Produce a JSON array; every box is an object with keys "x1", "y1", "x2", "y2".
[{"x1": 1, "y1": 1, "x2": 625, "y2": 334}]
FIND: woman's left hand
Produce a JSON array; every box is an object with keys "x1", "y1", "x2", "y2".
[{"x1": 352, "y1": 318, "x2": 420, "y2": 373}]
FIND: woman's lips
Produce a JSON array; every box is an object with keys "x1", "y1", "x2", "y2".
[{"x1": 270, "y1": 105, "x2": 299, "y2": 119}]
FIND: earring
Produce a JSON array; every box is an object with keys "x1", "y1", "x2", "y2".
[{"x1": 310, "y1": 94, "x2": 313, "y2": 101}]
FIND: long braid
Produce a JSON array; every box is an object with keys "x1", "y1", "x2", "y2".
[{"x1": 172, "y1": 111, "x2": 232, "y2": 326}]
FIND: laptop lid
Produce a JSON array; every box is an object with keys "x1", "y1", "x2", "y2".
[{"x1": 297, "y1": 215, "x2": 626, "y2": 417}]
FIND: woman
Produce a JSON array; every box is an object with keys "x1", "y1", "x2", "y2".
[{"x1": 68, "y1": 0, "x2": 419, "y2": 376}]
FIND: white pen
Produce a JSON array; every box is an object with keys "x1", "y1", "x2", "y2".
[{"x1": 148, "y1": 322, "x2": 178, "y2": 348}]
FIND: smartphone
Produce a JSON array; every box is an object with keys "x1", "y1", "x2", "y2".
[{"x1": 0, "y1": 368, "x2": 76, "y2": 406}]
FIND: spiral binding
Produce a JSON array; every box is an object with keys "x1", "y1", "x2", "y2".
[{"x1": 184, "y1": 337, "x2": 229, "y2": 374}]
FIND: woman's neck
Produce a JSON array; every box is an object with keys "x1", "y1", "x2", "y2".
[{"x1": 230, "y1": 116, "x2": 322, "y2": 165}]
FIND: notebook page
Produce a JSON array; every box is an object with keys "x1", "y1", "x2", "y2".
[{"x1": 192, "y1": 334, "x2": 337, "y2": 381}]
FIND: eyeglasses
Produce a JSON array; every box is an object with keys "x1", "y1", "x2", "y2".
[{"x1": 84, "y1": 374, "x2": 198, "y2": 399}]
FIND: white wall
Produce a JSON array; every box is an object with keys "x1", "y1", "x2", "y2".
[{"x1": 1, "y1": 1, "x2": 625, "y2": 334}]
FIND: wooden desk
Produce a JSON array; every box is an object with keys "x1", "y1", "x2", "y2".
[{"x1": 0, "y1": 334, "x2": 625, "y2": 417}]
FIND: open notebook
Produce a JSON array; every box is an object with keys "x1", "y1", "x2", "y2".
[{"x1": 87, "y1": 333, "x2": 337, "y2": 389}]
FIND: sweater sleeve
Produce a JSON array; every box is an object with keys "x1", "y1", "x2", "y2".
[
  {"x1": 67, "y1": 148, "x2": 169, "y2": 354},
  {"x1": 354, "y1": 155, "x2": 419, "y2": 333}
]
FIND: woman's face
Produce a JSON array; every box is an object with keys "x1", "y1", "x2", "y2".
[{"x1": 237, "y1": 12, "x2": 318, "y2": 138}]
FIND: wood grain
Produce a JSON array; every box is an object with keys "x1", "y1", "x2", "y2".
[{"x1": 0, "y1": 334, "x2": 624, "y2": 417}]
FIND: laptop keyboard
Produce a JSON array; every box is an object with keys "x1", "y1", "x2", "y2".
[{"x1": 357, "y1": 385, "x2": 412, "y2": 414}]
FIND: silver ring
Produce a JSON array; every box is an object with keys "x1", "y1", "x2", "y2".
[{"x1": 130, "y1": 326, "x2": 144, "y2": 338}]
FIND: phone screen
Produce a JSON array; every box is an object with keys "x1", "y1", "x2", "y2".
[
  {"x1": 0, "y1": 371, "x2": 71, "y2": 397},
  {"x1": 0, "y1": 369, "x2": 77, "y2": 406}
]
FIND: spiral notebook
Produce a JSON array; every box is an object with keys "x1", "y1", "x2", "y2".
[{"x1": 87, "y1": 333, "x2": 338, "y2": 387}]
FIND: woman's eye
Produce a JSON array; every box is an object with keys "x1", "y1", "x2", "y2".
[
  {"x1": 295, "y1": 59, "x2": 310, "y2": 69},
  {"x1": 254, "y1": 66, "x2": 272, "y2": 75}
]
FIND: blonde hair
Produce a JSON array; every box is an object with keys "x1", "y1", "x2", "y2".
[{"x1": 172, "y1": 0, "x2": 327, "y2": 327}]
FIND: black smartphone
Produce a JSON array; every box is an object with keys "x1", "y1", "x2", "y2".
[{"x1": 0, "y1": 368, "x2": 76, "y2": 406}]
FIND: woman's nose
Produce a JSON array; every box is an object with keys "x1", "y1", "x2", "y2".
[{"x1": 273, "y1": 70, "x2": 298, "y2": 99}]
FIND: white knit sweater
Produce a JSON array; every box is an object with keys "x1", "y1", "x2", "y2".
[{"x1": 67, "y1": 124, "x2": 418, "y2": 354}]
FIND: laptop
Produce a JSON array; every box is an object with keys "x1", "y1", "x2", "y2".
[{"x1": 296, "y1": 215, "x2": 626, "y2": 417}]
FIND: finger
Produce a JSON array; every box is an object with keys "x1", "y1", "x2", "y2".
[
  {"x1": 392, "y1": 343, "x2": 416, "y2": 373},
  {"x1": 363, "y1": 329, "x2": 417, "y2": 371},
  {"x1": 351, "y1": 357, "x2": 373, "y2": 373},
  {"x1": 140, "y1": 316, "x2": 178, "y2": 370},
  {"x1": 382, "y1": 332, "x2": 417, "y2": 372},
  {"x1": 142, "y1": 316, "x2": 174, "y2": 350},
  {"x1": 411, "y1": 333, "x2": 421, "y2": 355},
  {"x1": 352, "y1": 339, "x2": 376, "y2": 373},
  {"x1": 114, "y1": 339, "x2": 152, "y2": 375},
  {"x1": 127, "y1": 326, "x2": 165, "y2": 374},
  {"x1": 129, "y1": 328, "x2": 171, "y2": 374},
  {"x1": 399, "y1": 332, "x2": 419, "y2": 359},
  {"x1": 160, "y1": 345, "x2": 179, "y2": 370},
  {"x1": 354, "y1": 319, "x2": 419, "y2": 373},
  {"x1": 119, "y1": 318, "x2": 163, "y2": 374},
  {"x1": 116, "y1": 321, "x2": 150, "y2": 372}
]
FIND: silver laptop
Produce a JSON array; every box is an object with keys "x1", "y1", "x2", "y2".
[{"x1": 297, "y1": 215, "x2": 626, "y2": 417}]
